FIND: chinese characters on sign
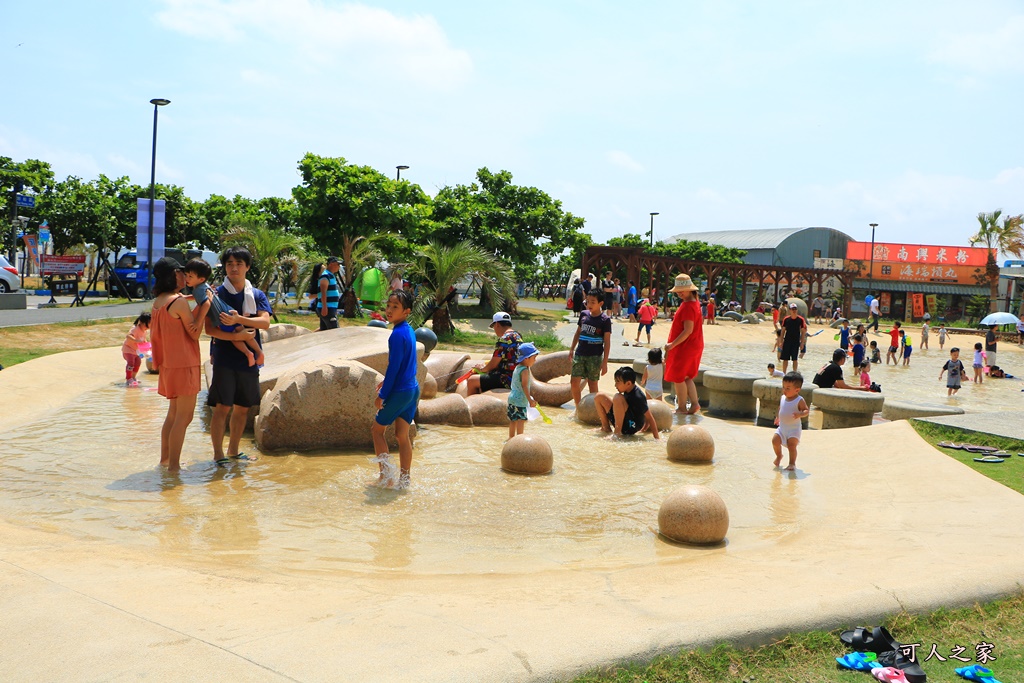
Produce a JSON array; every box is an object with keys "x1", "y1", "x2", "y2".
[
  {"x1": 896, "y1": 641, "x2": 996, "y2": 665},
  {"x1": 847, "y1": 241, "x2": 991, "y2": 285}
]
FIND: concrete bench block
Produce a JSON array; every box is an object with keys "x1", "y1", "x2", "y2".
[
  {"x1": 0, "y1": 293, "x2": 27, "y2": 310},
  {"x1": 702, "y1": 370, "x2": 760, "y2": 419},
  {"x1": 882, "y1": 400, "x2": 965, "y2": 421},
  {"x1": 812, "y1": 388, "x2": 884, "y2": 429},
  {"x1": 752, "y1": 379, "x2": 817, "y2": 428}
]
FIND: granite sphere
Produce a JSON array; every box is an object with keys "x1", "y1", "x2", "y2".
[
  {"x1": 666, "y1": 424, "x2": 715, "y2": 462},
  {"x1": 658, "y1": 485, "x2": 729, "y2": 544}
]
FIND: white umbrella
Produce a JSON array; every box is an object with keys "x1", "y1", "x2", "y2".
[{"x1": 979, "y1": 312, "x2": 1021, "y2": 326}]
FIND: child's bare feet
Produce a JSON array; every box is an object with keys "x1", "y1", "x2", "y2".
[
  {"x1": 784, "y1": 464, "x2": 795, "y2": 471},
  {"x1": 245, "y1": 350, "x2": 256, "y2": 367},
  {"x1": 773, "y1": 455, "x2": 782, "y2": 467},
  {"x1": 254, "y1": 349, "x2": 265, "y2": 366}
]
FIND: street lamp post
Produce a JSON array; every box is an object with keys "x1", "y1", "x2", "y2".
[
  {"x1": 396, "y1": 165, "x2": 409, "y2": 181},
  {"x1": 868, "y1": 222, "x2": 878, "y2": 293},
  {"x1": 649, "y1": 212, "x2": 659, "y2": 249},
  {"x1": 147, "y1": 98, "x2": 170, "y2": 297}
]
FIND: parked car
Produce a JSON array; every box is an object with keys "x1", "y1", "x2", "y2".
[
  {"x1": 0, "y1": 255, "x2": 20, "y2": 293},
  {"x1": 107, "y1": 248, "x2": 218, "y2": 298}
]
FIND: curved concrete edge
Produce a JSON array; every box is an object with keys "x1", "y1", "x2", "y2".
[
  {"x1": 0, "y1": 346, "x2": 147, "y2": 433},
  {"x1": 882, "y1": 400, "x2": 965, "y2": 421},
  {"x1": 4, "y1": 420, "x2": 1024, "y2": 682}
]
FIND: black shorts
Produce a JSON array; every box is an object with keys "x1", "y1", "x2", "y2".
[
  {"x1": 479, "y1": 371, "x2": 509, "y2": 392},
  {"x1": 607, "y1": 409, "x2": 642, "y2": 436},
  {"x1": 207, "y1": 366, "x2": 261, "y2": 408},
  {"x1": 319, "y1": 310, "x2": 338, "y2": 331},
  {"x1": 779, "y1": 345, "x2": 800, "y2": 361}
]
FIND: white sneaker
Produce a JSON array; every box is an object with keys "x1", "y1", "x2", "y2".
[{"x1": 369, "y1": 453, "x2": 398, "y2": 487}]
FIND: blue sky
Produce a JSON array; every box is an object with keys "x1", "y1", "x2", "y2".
[{"x1": 3, "y1": 1, "x2": 1023, "y2": 250}]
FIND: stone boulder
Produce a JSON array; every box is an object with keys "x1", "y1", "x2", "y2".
[
  {"x1": 575, "y1": 394, "x2": 602, "y2": 426},
  {"x1": 466, "y1": 393, "x2": 511, "y2": 426},
  {"x1": 533, "y1": 379, "x2": 573, "y2": 407},
  {"x1": 264, "y1": 323, "x2": 312, "y2": 343},
  {"x1": 415, "y1": 393, "x2": 473, "y2": 426},
  {"x1": 666, "y1": 424, "x2": 715, "y2": 463},
  {"x1": 501, "y1": 434, "x2": 553, "y2": 474},
  {"x1": 532, "y1": 351, "x2": 571, "y2": 383},
  {"x1": 658, "y1": 485, "x2": 729, "y2": 545},
  {"x1": 423, "y1": 352, "x2": 471, "y2": 392},
  {"x1": 420, "y1": 373, "x2": 438, "y2": 400},
  {"x1": 254, "y1": 360, "x2": 413, "y2": 452},
  {"x1": 647, "y1": 399, "x2": 673, "y2": 432}
]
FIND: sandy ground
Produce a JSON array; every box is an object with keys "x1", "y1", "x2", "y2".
[{"x1": 2, "y1": 323, "x2": 1024, "y2": 682}]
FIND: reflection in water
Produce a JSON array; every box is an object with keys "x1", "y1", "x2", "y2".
[{"x1": 2, "y1": 341, "x2": 1019, "y2": 576}]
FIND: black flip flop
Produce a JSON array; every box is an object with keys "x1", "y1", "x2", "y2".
[{"x1": 839, "y1": 626, "x2": 899, "y2": 654}]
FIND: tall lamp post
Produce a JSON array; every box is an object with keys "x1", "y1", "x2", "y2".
[
  {"x1": 396, "y1": 165, "x2": 409, "y2": 180},
  {"x1": 649, "y1": 212, "x2": 659, "y2": 249},
  {"x1": 147, "y1": 98, "x2": 170, "y2": 297},
  {"x1": 868, "y1": 222, "x2": 878, "y2": 293}
]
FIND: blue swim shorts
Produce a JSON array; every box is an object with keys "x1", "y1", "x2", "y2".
[{"x1": 375, "y1": 387, "x2": 420, "y2": 426}]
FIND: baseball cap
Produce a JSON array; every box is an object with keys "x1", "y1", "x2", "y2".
[
  {"x1": 326, "y1": 256, "x2": 340, "y2": 264},
  {"x1": 788, "y1": 303, "x2": 798, "y2": 309},
  {"x1": 516, "y1": 342, "x2": 539, "y2": 363},
  {"x1": 489, "y1": 312, "x2": 512, "y2": 327}
]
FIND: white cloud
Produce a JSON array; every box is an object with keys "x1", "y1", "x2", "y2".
[
  {"x1": 106, "y1": 154, "x2": 144, "y2": 176},
  {"x1": 927, "y1": 15, "x2": 1024, "y2": 73},
  {"x1": 156, "y1": 0, "x2": 472, "y2": 90},
  {"x1": 607, "y1": 150, "x2": 644, "y2": 173}
]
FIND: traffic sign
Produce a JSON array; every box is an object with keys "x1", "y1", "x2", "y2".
[
  {"x1": 39, "y1": 227, "x2": 51, "y2": 242},
  {"x1": 16, "y1": 194, "x2": 35, "y2": 208}
]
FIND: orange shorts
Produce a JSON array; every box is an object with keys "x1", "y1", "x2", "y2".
[{"x1": 157, "y1": 365, "x2": 201, "y2": 399}]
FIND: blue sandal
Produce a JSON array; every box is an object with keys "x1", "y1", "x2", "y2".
[
  {"x1": 836, "y1": 652, "x2": 880, "y2": 671},
  {"x1": 956, "y1": 664, "x2": 1002, "y2": 683}
]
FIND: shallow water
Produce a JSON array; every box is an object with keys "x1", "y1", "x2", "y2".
[{"x1": 1, "y1": 337, "x2": 1019, "y2": 576}]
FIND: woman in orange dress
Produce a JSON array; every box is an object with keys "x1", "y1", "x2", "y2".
[
  {"x1": 150, "y1": 257, "x2": 203, "y2": 473},
  {"x1": 663, "y1": 274, "x2": 704, "y2": 415}
]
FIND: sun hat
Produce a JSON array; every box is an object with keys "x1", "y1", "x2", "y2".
[
  {"x1": 516, "y1": 342, "x2": 539, "y2": 363},
  {"x1": 489, "y1": 311, "x2": 512, "y2": 327},
  {"x1": 668, "y1": 274, "x2": 698, "y2": 293}
]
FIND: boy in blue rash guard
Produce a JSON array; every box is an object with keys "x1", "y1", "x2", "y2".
[{"x1": 370, "y1": 289, "x2": 420, "y2": 489}]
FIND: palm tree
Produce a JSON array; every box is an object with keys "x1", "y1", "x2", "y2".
[
  {"x1": 970, "y1": 210, "x2": 1024, "y2": 313},
  {"x1": 221, "y1": 219, "x2": 305, "y2": 316},
  {"x1": 407, "y1": 240, "x2": 517, "y2": 336}
]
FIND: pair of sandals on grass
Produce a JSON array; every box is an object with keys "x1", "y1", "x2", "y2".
[
  {"x1": 938, "y1": 442, "x2": 1023, "y2": 464},
  {"x1": 837, "y1": 626, "x2": 1002, "y2": 682}
]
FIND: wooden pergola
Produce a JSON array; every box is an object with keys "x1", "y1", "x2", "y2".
[{"x1": 581, "y1": 246, "x2": 856, "y2": 313}]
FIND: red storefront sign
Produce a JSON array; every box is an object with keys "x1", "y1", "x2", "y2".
[{"x1": 846, "y1": 242, "x2": 991, "y2": 285}]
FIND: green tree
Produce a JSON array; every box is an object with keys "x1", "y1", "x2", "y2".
[
  {"x1": 221, "y1": 218, "x2": 305, "y2": 314},
  {"x1": 426, "y1": 168, "x2": 589, "y2": 282},
  {"x1": 1, "y1": 157, "x2": 55, "y2": 256},
  {"x1": 970, "y1": 210, "x2": 1024, "y2": 313},
  {"x1": 407, "y1": 240, "x2": 516, "y2": 336},
  {"x1": 36, "y1": 177, "x2": 115, "y2": 255},
  {"x1": 291, "y1": 153, "x2": 429, "y2": 316}
]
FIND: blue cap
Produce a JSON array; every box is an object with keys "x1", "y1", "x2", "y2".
[{"x1": 517, "y1": 342, "x2": 539, "y2": 363}]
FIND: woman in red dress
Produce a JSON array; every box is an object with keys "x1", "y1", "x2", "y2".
[{"x1": 664, "y1": 274, "x2": 704, "y2": 414}]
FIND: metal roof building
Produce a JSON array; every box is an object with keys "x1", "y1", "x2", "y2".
[{"x1": 664, "y1": 227, "x2": 852, "y2": 268}]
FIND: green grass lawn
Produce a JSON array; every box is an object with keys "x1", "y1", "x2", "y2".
[
  {"x1": 569, "y1": 592, "x2": 1024, "y2": 683},
  {"x1": 911, "y1": 421, "x2": 1024, "y2": 495}
]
